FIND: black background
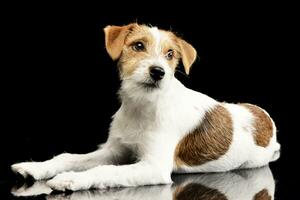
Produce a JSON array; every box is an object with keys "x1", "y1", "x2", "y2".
[{"x1": 1, "y1": 2, "x2": 298, "y2": 199}]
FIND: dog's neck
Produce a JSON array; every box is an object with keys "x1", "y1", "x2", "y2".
[{"x1": 118, "y1": 78, "x2": 181, "y2": 116}]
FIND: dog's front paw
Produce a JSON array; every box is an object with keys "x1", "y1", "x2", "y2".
[
  {"x1": 47, "y1": 172, "x2": 89, "y2": 191},
  {"x1": 11, "y1": 162, "x2": 54, "y2": 180}
]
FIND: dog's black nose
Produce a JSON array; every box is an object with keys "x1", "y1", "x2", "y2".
[{"x1": 149, "y1": 66, "x2": 165, "y2": 81}]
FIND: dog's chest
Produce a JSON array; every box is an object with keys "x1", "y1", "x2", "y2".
[{"x1": 112, "y1": 106, "x2": 161, "y2": 145}]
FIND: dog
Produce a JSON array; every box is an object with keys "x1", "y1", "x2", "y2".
[{"x1": 11, "y1": 23, "x2": 280, "y2": 191}]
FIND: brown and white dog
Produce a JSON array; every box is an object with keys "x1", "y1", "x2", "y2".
[{"x1": 11, "y1": 23, "x2": 280, "y2": 191}]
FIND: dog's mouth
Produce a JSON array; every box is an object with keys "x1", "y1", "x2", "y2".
[{"x1": 141, "y1": 81, "x2": 160, "y2": 89}]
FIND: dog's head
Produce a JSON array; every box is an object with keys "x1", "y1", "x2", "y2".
[{"x1": 104, "y1": 23, "x2": 197, "y2": 91}]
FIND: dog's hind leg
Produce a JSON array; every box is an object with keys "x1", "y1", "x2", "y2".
[{"x1": 11, "y1": 139, "x2": 128, "y2": 180}]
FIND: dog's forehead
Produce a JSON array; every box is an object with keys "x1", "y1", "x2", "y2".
[
  {"x1": 129, "y1": 25, "x2": 174, "y2": 44},
  {"x1": 149, "y1": 27, "x2": 174, "y2": 43}
]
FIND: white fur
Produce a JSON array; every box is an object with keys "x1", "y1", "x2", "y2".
[
  {"x1": 11, "y1": 26, "x2": 280, "y2": 191},
  {"x1": 149, "y1": 27, "x2": 161, "y2": 55}
]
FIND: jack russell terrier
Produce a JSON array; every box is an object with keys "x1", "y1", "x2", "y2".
[{"x1": 12, "y1": 23, "x2": 280, "y2": 191}]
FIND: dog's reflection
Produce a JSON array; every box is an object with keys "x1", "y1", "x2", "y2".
[
  {"x1": 12, "y1": 166, "x2": 275, "y2": 200},
  {"x1": 172, "y1": 166, "x2": 274, "y2": 200}
]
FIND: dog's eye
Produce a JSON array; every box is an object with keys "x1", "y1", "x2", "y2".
[
  {"x1": 132, "y1": 42, "x2": 145, "y2": 52},
  {"x1": 165, "y1": 49, "x2": 174, "y2": 60}
]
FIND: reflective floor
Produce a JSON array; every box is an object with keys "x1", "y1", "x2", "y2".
[{"x1": 6, "y1": 166, "x2": 274, "y2": 200}]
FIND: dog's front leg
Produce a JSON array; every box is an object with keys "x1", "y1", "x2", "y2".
[
  {"x1": 11, "y1": 139, "x2": 127, "y2": 180},
  {"x1": 47, "y1": 160, "x2": 173, "y2": 191},
  {"x1": 46, "y1": 140, "x2": 175, "y2": 191}
]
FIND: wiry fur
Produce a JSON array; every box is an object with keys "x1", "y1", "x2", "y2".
[{"x1": 11, "y1": 23, "x2": 280, "y2": 191}]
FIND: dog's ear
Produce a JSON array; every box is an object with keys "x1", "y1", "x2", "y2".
[
  {"x1": 177, "y1": 38, "x2": 197, "y2": 74},
  {"x1": 104, "y1": 24, "x2": 135, "y2": 60}
]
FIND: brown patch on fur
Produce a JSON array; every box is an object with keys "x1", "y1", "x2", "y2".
[
  {"x1": 173, "y1": 183, "x2": 227, "y2": 200},
  {"x1": 161, "y1": 30, "x2": 197, "y2": 74},
  {"x1": 118, "y1": 25, "x2": 156, "y2": 77},
  {"x1": 104, "y1": 24, "x2": 137, "y2": 60},
  {"x1": 241, "y1": 103, "x2": 273, "y2": 147},
  {"x1": 176, "y1": 38, "x2": 197, "y2": 74},
  {"x1": 253, "y1": 189, "x2": 271, "y2": 200},
  {"x1": 174, "y1": 105, "x2": 233, "y2": 166},
  {"x1": 159, "y1": 31, "x2": 181, "y2": 70}
]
